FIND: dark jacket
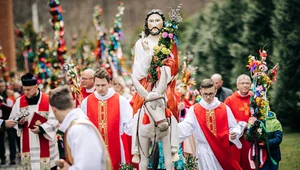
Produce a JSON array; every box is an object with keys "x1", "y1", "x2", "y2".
[
  {"x1": 215, "y1": 87, "x2": 233, "y2": 102},
  {"x1": 263, "y1": 111, "x2": 283, "y2": 163}
]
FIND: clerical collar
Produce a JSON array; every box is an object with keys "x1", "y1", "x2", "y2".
[
  {"x1": 85, "y1": 87, "x2": 95, "y2": 93},
  {"x1": 237, "y1": 90, "x2": 249, "y2": 97},
  {"x1": 26, "y1": 90, "x2": 40, "y2": 105},
  {"x1": 94, "y1": 88, "x2": 115, "y2": 101},
  {"x1": 199, "y1": 97, "x2": 221, "y2": 110}
]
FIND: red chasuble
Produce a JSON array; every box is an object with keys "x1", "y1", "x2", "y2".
[
  {"x1": 225, "y1": 91, "x2": 253, "y2": 170},
  {"x1": 19, "y1": 93, "x2": 50, "y2": 169},
  {"x1": 224, "y1": 91, "x2": 251, "y2": 122},
  {"x1": 194, "y1": 103, "x2": 242, "y2": 170},
  {"x1": 87, "y1": 93, "x2": 121, "y2": 170}
]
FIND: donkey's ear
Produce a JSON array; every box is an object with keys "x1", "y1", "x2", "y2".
[
  {"x1": 156, "y1": 66, "x2": 168, "y2": 94},
  {"x1": 131, "y1": 74, "x2": 148, "y2": 98}
]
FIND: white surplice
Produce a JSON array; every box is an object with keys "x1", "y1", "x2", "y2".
[
  {"x1": 9, "y1": 94, "x2": 59, "y2": 169},
  {"x1": 59, "y1": 108, "x2": 106, "y2": 169},
  {"x1": 81, "y1": 88, "x2": 133, "y2": 163},
  {"x1": 178, "y1": 98, "x2": 241, "y2": 170}
]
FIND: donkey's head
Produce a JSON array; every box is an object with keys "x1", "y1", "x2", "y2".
[{"x1": 131, "y1": 67, "x2": 169, "y2": 132}]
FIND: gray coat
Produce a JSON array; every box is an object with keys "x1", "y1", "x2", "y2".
[{"x1": 215, "y1": 87, "x2": 233, "y2": 102}]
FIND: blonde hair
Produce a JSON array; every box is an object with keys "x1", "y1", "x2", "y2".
[{"x1": 112, "y1": 76, "x2": 127, "y2": 95}]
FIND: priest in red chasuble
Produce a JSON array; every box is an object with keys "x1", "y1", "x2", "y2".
[
  {"x1": 81, "y1": 68, "x2": 133, "y2": 170},
  {"x1": 178, "y1": 79, "x2": 242, "y2": 170},
  {"x1": 225, "y1": 74, "x2": 254, "y2": 170},
  {"x1": 9, "y1": 73, "x2": 59, "y2": 170},
  {"x1": 80, "y1": 69, "x2": 96, "y2": 99},
  {"x1": 74, "y1": 69, "x2": 96, "y2": 107}
]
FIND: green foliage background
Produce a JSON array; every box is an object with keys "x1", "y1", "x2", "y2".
[{"x1": 179, "y1": 0, "x2": 300, "y2": 131}]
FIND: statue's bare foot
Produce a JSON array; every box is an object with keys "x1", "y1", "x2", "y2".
[
  {"x1": 172, "y1": 153, "x2": 179, "y2": 162},
  {"x1": 132, "y1": 154, "x2": 140, "y2": 163}
]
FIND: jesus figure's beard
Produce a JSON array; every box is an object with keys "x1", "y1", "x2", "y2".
[{"x1": 149, "y1": 27, "x2": 161, "y2": 36}]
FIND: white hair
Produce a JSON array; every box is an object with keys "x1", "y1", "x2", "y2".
[
  {"x1": 236, "y1": 74, "x2": 251, "y2": 84},
  {"x1": 82, "y1": 69, "x2": 95, "y2": 77}
]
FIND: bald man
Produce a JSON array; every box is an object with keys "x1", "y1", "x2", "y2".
[
  {"x1": 211, "y1": 73, "x2": 233, "y2": 102},
  {"x1": 80, "y1": 69, "x2": 96, "y2": 99}
]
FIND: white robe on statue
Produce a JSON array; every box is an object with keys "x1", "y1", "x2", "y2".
[
  {"x1": 132, "y1": 38, "x2": 173, "y2": 85},
  {"x1": 9, "y1": 95, "x2": 59, "y2": 169},
  {"x1": 59, "y1": 108, "x2": 106, "y2": 169},
  {"x1": 81, "y1": 88, "x2": 133, "y2": 163},
  {"x1": 178, "y1": 98, "x2": 241, "y2": 170}
]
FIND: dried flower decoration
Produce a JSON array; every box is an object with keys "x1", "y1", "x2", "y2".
[{"x1": 168, "y1": 3, "x2": 183, "y2": 23}]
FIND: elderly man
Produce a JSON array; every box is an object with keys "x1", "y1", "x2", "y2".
[
  {"x1": 225, "y1": 74, "x2": 253, "y2": 170},
  {"x1": 9, "y1": 73, "x2": 59, "y2": 170},
  {"x1": 80, "y1": 68, "x2": 95, "y2": 98},
  {"x1": 211, "y1": 73, "x2": 233, "y2": 102}
]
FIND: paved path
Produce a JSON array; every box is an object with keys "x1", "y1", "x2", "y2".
[
  {"x1": 0, "y1": 159, "x2": 22, "y2": 170},
  {"x1": 0, "y1": 164, "x2": 23, "y2": 170},
  {"x1": 0, "y1": 138, "x2": 22, "y2": 170}
]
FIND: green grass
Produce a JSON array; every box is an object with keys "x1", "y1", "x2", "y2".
[{"x1": 279, "y1": 132, "x2": 300, "y2": 170}]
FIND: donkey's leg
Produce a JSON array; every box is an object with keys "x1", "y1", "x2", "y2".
[
  {"x1": 139, "y1": 136, "x2": 150, "y2": 170},
  {"x1": 170, "y1": 116, "x2": 179, "y2": 152},
  {"x1": 161, "y1": 135, "x2": 174, "y2": 170},
  {"x1": 132, "y1": 114, "x2": 140, "y2": 163},
  {"x1": 170, "y1": 116, "x2": 179, "y2": 162}
]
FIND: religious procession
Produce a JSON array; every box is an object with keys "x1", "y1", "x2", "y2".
[{"x1": 0, "y1": 0, "x2": 299, "y2": 170}]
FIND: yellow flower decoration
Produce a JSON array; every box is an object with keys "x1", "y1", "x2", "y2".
[
  {"x1": 161, "y1": 47, "x2": 168, "y2": 55},
  {"x1": 166, "y1": 49, "x2": 171, "y2": 55}
]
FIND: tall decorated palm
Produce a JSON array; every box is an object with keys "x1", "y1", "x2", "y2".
[{"x1": 245, "y1": 49, "x2": 278, "y2": 169}]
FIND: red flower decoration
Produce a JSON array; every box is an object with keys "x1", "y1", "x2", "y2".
[{"x1": 259, "y1": 49, "x2": 267, "y2": 58}]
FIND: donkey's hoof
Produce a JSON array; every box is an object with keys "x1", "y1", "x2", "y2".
[
  {"x1": 132, "y1": 155, "x2": 140, "y2": 163},
  {"x1": 172, "y1": 153, "x2": 179, "y2": 162}
]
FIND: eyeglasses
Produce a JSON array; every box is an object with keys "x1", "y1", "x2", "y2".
[
  {"x1": 201, "y1": 93, "x2": 215, "y2": 98},
  {"x1": 238, "y1": 82, "x2": 251, "y2": 85},
  {"x1": 80, "y1": 77, "x2": 93, "y2": 81}
]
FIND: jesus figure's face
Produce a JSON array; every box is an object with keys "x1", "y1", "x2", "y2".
[{"x1": 147, "y1": 14, "x2": 163, "y2": 36}]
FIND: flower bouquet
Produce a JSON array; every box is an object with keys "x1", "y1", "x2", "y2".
[
  {"x1": 179, "y1": 60, "x2": 197, "y2": 101},
  {"x1": 65, "y1": 63, "x2": 82, "y2": 105}
]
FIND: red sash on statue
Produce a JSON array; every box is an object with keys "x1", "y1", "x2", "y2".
[
  {"x1": 87, "y1": 93, "x2": 121, "y2": 170},
  {"x1": 19, "y1": 93, "x2": 50, "y2": 169},
  {"x1": 194, "y1": 103, "x2": 242, "y2": 170}
]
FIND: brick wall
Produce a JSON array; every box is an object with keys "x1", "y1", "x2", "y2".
[{"x1": 0, "y1": 0, "x2": 16, "y2": 71}]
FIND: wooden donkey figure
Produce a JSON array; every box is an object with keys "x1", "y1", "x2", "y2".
[{"x1": 131, "y1": 67, "x2": 179, "y2": 170}]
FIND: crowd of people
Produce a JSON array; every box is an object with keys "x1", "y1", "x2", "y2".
[{"x1": 0, "y1": 8, "x2": 283, "y2": 170}]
